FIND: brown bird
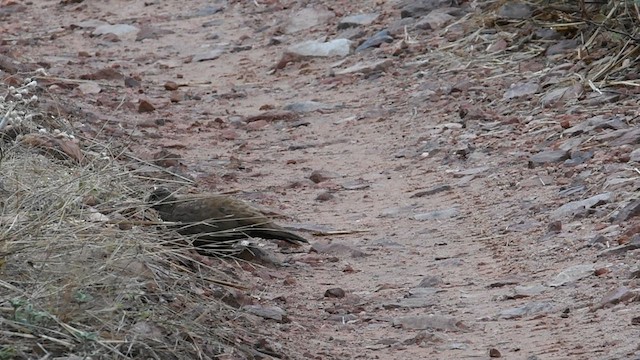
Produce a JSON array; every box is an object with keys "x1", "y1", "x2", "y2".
[{"x1": 147, "y1": 187, "x2": 308, "y2": 246}]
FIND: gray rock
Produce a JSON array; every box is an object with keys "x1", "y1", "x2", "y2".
[
  {"x1": 546, "y1": 39, "x2": 579, "y2": 56},
  {"x1": 529, "y1": 150, "x2": 569, "y2": 166},
  {"x1": 610, "y1": 127, "x2": 640, "y2": 146},
  {"x1": 498, "y1": 301, "x2": 555, "y2": 319},
  {"x1": 284, "y1": 101, "x2": 338, "y2": 113},
  {"x1": 393, "y1": 315, "x2": 466, "y2": 331},
  {"x1": 410, "y1": 184, "x2": 451, "y2": 198},
  {"x1": 614, "y1": 199, "x2": 640, "y2": 222},
  {"x1": 630, "y1": 148, "x2": 640, "y2": 162},
  {"x1": 380, "y1": 205, "x2": 415, "y2": 218},
  {"x1": 341, "y1": 179, "x2": 370, "y2": 190},
  {"x1": 540, "y1": 84, "x2": 583, "y2": 107},
  {"x1": 327, "y1": 313, "x2": 358, "y2": 323},
  {"x1": 415, "y1": 11, "x2": 454, "y2": 30},
  {"x1": 594, "y1": 286, "x2": 637, "y2": 310},
  {"x1": 563, "y1": 115, "x2": 627, "y2": 137},
  {"x1": 356, "y1": 29, "x2": 393, "y2": 52},
  {"x1": 311, "y1": 242, "x2": 367, "y2": 258},
  {"x1": 550, "y1": 192, "x2": 613, "y2": 220},
  {"x1": 400, "y1": 0, "x2": 453, "y2": 18},
  {"x1": 598, "y1": 234, "x2": 640, "y2": 257},
  {"x1": 513, "y1": 284, "x2": 547, "y2": 298},
  {"x1": 451, "y1": 166, "x2": 490, "y2": 178},
  {"x1": 309, "y1": 169, "x2": 340, "y2": 183},
  {"x1": 338, "y1": 13, "x2": 379, "y2": 29},
  {"x1": 503, "y1": 82, "x2": 540, "y2": 100},
  {"x1": 288, "y1": 39, "x2": 352, "y2": 57},
  {"x1": 335, "y1": 59, "x2": 393, "y2": 75},
  {"x1": 73, "y1": 19, "x2": 108, "y2": 29},
  {"x1": 193, "y1": 48, "x2": 225, "y2": 62},
  {"x1": 242, "y1": 305, "x2": 287, "y2": 322},
  {"x1": 414, "y1": 207, "x2": 459, "y2": 221},
  {"x1": 548, "y1": 264, "x2": 595, "y2": 287},
  {"x1": 418, "y1": 276, "x2": 443, "y2": 287},
  {"x1": 93, "y1": 24, "x2": 138, "y2": 36},
  {"x1": 384, "y1": 297, "x2": 437, "y2": 309}
]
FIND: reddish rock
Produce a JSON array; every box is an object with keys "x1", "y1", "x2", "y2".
[{"x1": 138, "y1": 99, "x2": 156, "y2": 113}]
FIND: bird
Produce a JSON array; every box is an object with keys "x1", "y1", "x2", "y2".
[{"x1": 147, "y1": 187, "x2": 309, "y2": 247}]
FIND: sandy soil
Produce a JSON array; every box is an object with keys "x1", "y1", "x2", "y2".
[{"x1": 4, "y1": 0, "x2": 640, "y2": 359}]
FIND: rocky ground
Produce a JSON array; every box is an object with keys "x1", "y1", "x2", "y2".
[{"x1": 3, "y1": 0, "x2": 640, "y2": 358}]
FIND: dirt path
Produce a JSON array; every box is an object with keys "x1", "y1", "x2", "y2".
[{"x1": 5, "y1": 0, "x2": 640, "y2": 359}]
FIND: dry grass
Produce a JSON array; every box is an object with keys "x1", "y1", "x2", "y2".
[{"x1": 0, "y1": 79, "x2": 258, "y2": 359}]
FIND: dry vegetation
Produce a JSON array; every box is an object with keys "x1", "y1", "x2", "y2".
[{"x1": 0, "y1": 76, "x2": 256, "y2": 359}]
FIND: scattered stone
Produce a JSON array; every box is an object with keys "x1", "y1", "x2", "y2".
[
  {"x1": 403, "y1": 331, "x2": 446, "y2": 345},
  {"x1": 528, "y1": 150, "x2": 569, "y2": 167},
  {"x1": 309, "y1": 170, "x2": 340, "y2": 183},
  {"x1": 546, "y1": 39, "x2": 579, "y2": 56},
  {"x1": 630, "y1": 148, "x2": 640, "y2": 162},
  {"x1": 400, "y1": 0, "x2": 453, "y2": 18},
  {"x1": 335, "y1": 59, "x2": 393, "y2": 75},
  {"x1": 138, "y1": 99, "x2": 156, "y2": 113},
  {"x1": 136, "y1": 26, "x2": 174, "y2": 41},
  {"x1": 164, "y1": 81, "x2": 179, "y2": 91},
  {"x1": 488, "y1": 277, "x2": 521, "y2": 288},
  {"x1": 245, "y1": 110, "x2": 300, "y2": 123},
  {"x1": 315, "y1": 191, "x2": 334, "y2": 202},
  {"x1": 498, "y1": 2, "x2": 532, "y2": 19},
  {"x1": 550, "y1": 192, "x2": 613, "y2": 220},
  {"x1": 93, "y1": 24, "x2": 138, "y2": 36},
  {"x1": 548, "y1": 264, "x2": 595, "y2": 287},
  {"x1": 384, "y1": 297, "x2": 437, "y2": 309},
  {"x1": 356, "y1": 29, "x2": 393, "y2": 52},
  {"x1": 563, "y1": 115, "x2": 626, "y2": 137},
  {"x1": 489, "y1": 348, "x2": 502, "y2": 358},
  {"x1": 77, "y1": 81, "x2": 101, "y2": 95},
  {"x1": 414, "y1": 207, "x2": 459, "y2": 221},
  {"x1": 338, "y1": 13, "x2": 379, "y2": 29},
  {"x1": 564, "y1": 150, "x2": 593, "y2": 167},
  {"x1": 193, "y1": 48, "x2": 225, "y2": 62},
  {"x1": 512, "y1": 284, "x2": 547, "y2": 298},
  {"x1": 80, "y1": 68, "x2": 124, "y2": 81},
  {"x1": 503, "y1": 82, "x2": 540, "y2": 100},
  {"x1": 498, "y1": 301, "x2": 555, "y2": 319},
  {"x1": 410, "y1": 184, "x2": 451, "y2": 198},
  {"x1": 450, "y1": 166, "x2": 489, "y2": 178},
  {"x1": 324, "y1": 287, "x2": 346, "y2": 298},
  {"x1": 417, "y1": 276, "x2": 443, "y2": 287},
  {"x1": 540, "y1": 84, "x2": 583, "y2": 107},
  {"x1": 611, "y1": 127, "x2": 640, "y2": 146},
  {"x1": 284, "y1": 100, "x2": 337, "y2": 113},
  {"x1": 341, "y1": 179, "x2": 370, "y2": 190},
  {"x1": 415, "y1": 11, "x2": 454, "y2": 30},
  {"x1": 547, "y1": 220, "x2": 562, "y2": 233},
  {"x1": 393, "y1": 315, "x2": 466, "y2": 331},
  {"x1": 242, "y1": 305, "x2": 287, "y2": 322},
  {"x1": 169, "y1": 91, "x2": 183, "y2": 103},
  {"x1": 311, "y1": 242, "x2": 367, "y2": 258},
  {"x1": 288, "y1": 39, "x2": 352, "y2": 57},
  {"x1": 593, "y1": 286, "x2": 637, "y2": 310},
  {"x1": 598, "y1": 234, "x2": 640, "y2": 257},
  {"x1": 327, "y1": 313, "x2": 357, "y2": 323},
  {"x1": 124, "y1": 77, "x2": 141, "y2": 88}
]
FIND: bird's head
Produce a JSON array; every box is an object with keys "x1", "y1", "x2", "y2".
[{"x1": 147, "y1": 187, "x2": 176, "y2": 209}]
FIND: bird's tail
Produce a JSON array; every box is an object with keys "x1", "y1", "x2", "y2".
[{"x1": 249, "y1": 228, "x2": 309, "y2": 245}]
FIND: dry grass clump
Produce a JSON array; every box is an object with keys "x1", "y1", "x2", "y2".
[{"x1": 0, "y1": 80, "x2": 255, "y2": 359}]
